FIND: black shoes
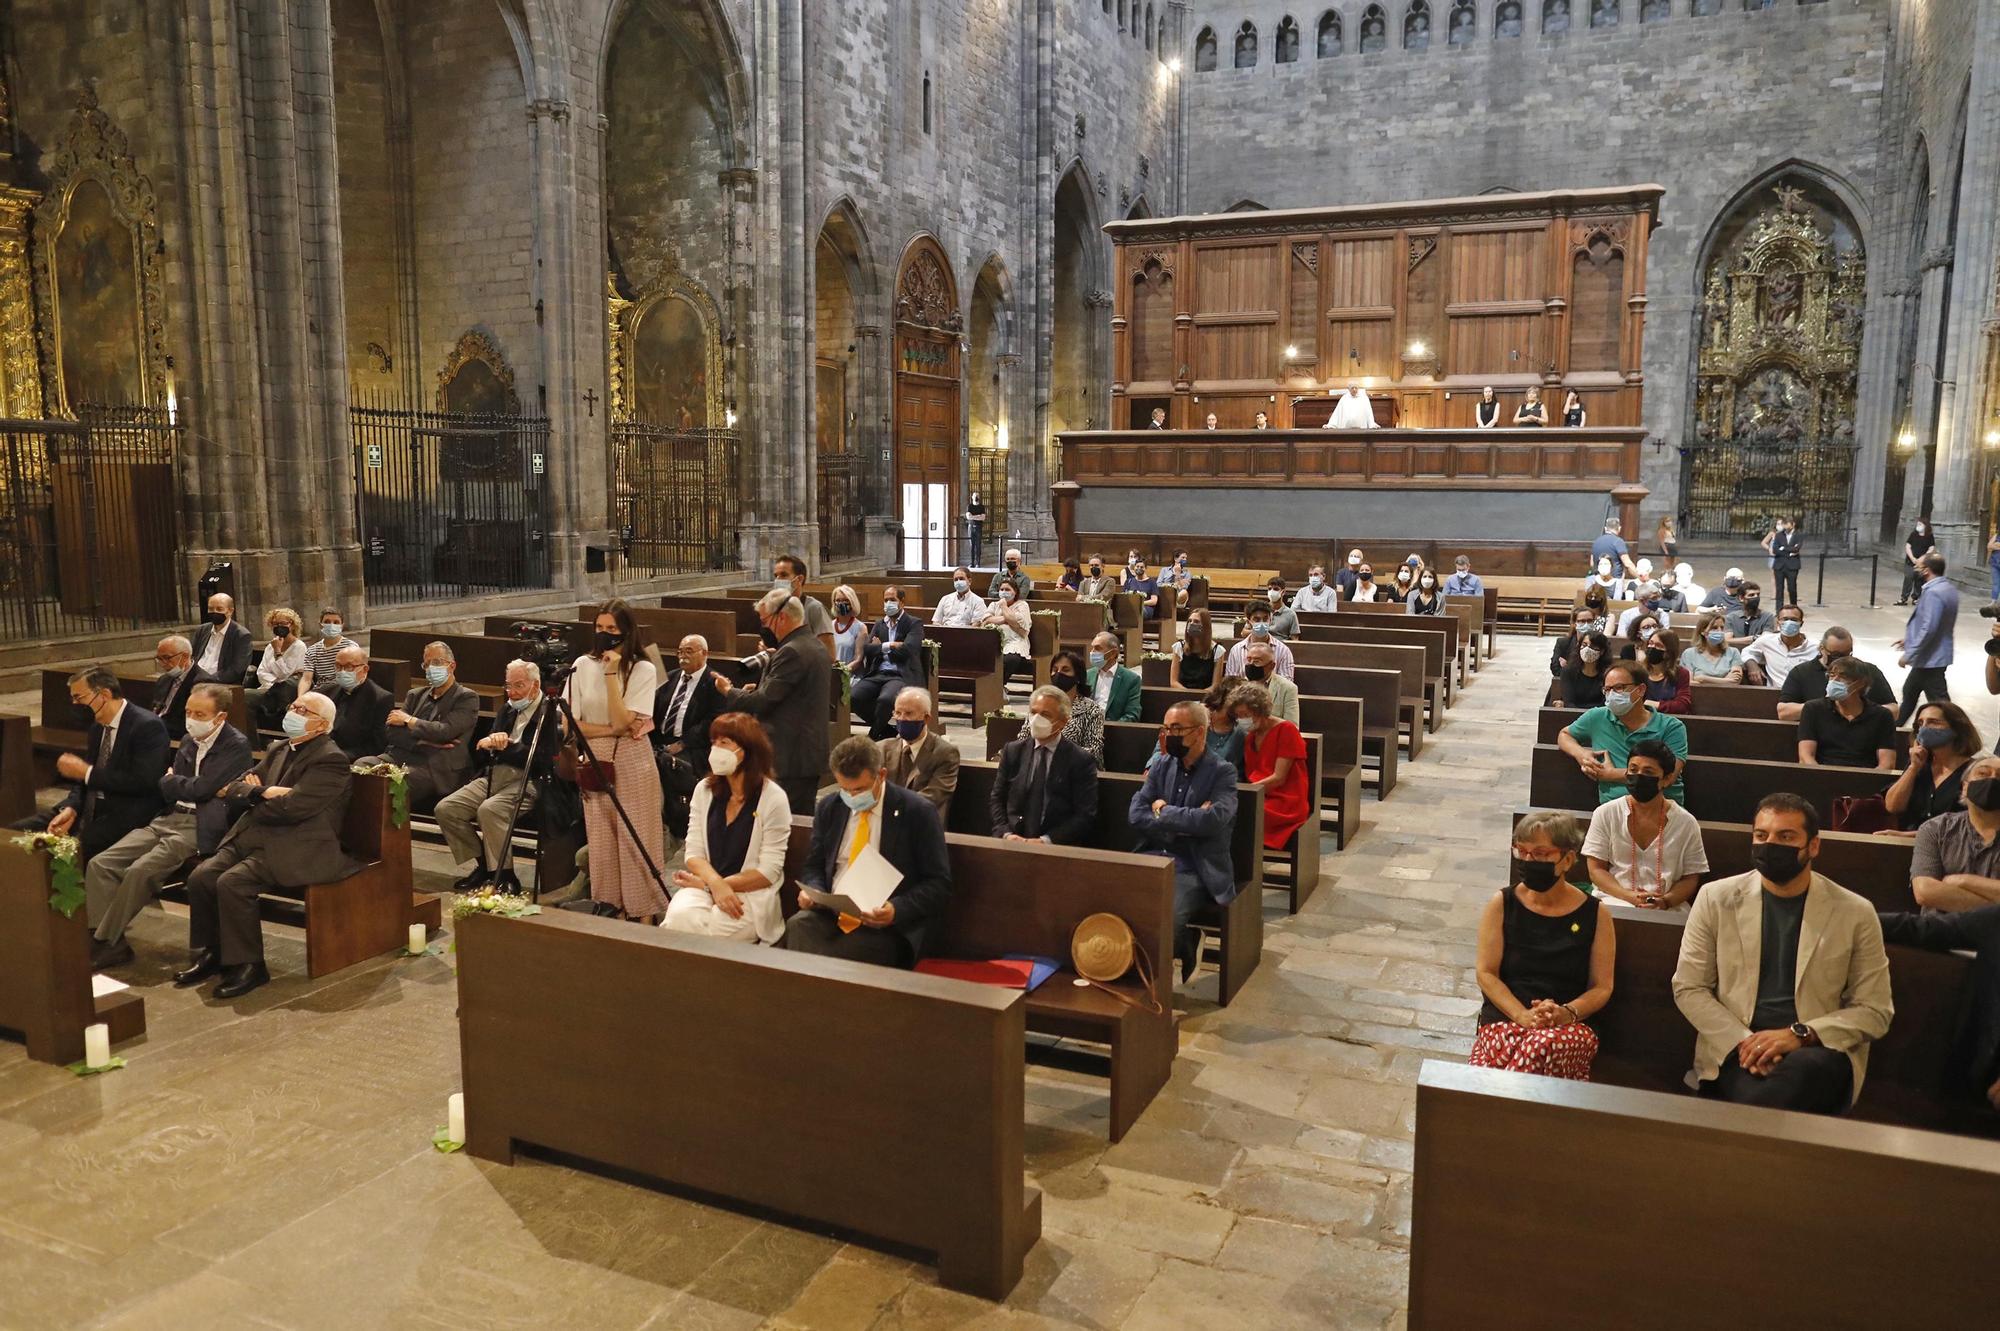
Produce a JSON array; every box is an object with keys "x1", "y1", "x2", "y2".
[
  {"x1": 214, "y1": 962, "x2": 271, "y2": 1000},
  {"x1": 89, "y1": 938, "x2": 135, "y2": 972},
  {"x1": 172, "y1": 951, "x2": 221, "y2": 987},
  {"x1": 453, "y1": 865, "x2": 492, "y2": 892}
]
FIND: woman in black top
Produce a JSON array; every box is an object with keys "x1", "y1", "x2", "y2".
[
  {"x1": 1900, "y1": 520, "x2": 1934, "y2": 605},
  {"x1": 1557, "y1": 631, "x2": 1610, "y2": 709},
  {"x1": 1171, "y1": 609, "x2": 1224, "y2": 690},
  {"x1": 1513, "y1": 385, "x2": 1548, "y2": 426},
  {"x1": 1472, "y1": 811, "x2": 1615, "y2": 1081},
  {"x1": 1407, "y1": 570, "x2": 1446, "y2": 616},
  {"x1": 1561, "y1": 390, "x2": 1586, "y2": 427},
  {"x1": 1475, "y1": 385, "x2": 1500, "y2": 428},
  {"x1": 1884, "y1": 701, "x2": 1982, "y2": 834},
  {"x1": 965, "y1": 490, "x2": 987, "y2": 566},
  {"x1": 1058, "y1": 557, "x2": 1083, "y2": 591}
]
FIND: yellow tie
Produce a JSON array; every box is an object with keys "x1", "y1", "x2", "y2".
[{"x1": 838, "y1": 808, "x2": 873, "y2": 932}]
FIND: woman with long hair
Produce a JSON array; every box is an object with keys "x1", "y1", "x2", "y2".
[
  {"x1": 663, "y1": 712, "x2": 791, "y2": 941},
  {"x1": 1171, "y1": 609, "x2": 1226, "y2": 690},
  {"x1": 565, "y1": 598, "x2": 666, "y2": 920}
]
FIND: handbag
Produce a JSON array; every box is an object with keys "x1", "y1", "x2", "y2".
[
  {"x1": 1830, "y1": 794, "x2": 1894, "y2": 835},
  {"x1": 559, "y1": 737, "x2": 618, "y2": 794},
  {"x1": 1070, "y1": 912, "x2": 1163, "y2": 1016}
]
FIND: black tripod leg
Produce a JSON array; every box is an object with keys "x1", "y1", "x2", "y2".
[{"x1": 487, "y1": 701, "x2": 552, "y2": 900}]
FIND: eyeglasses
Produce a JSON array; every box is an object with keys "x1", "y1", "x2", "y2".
[
  {"x1": 1159, "y1": 723, "x2": 1201, "y2": 737},
  {"x1": 1511, "y1": 845, "x2": 1566, "y2": 863}
]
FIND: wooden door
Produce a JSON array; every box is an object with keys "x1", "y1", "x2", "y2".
[{"x1": 893, "y1": 237, "x2": 963, "y2": 569}]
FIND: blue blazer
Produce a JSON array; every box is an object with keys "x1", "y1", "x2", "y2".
[
  {"x1": 159, "y1": 722, "x2": 255, "y2": 854},
  {"x1": 1128, "y1": 749, "x2": 1239, "y2": 904},
  {"x1": 861, "y1": 613, "x2": 928, "y2": 686},
  {"x1": 798, "y1": 782, "x2": 953, "y2": 958}
]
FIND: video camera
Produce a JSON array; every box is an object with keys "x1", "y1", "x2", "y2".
[{"x1": 509, "y1": 621, "x2": 578, "y2": 684}]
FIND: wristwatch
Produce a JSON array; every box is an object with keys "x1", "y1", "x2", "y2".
[{"x1": 1789, "y1": 1021, "x2": 1818, "y2": 1046}]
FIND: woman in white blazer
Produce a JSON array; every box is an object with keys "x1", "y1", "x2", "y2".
[{"x1": 662, "y1": 712, "x2": 792, "y2": 943}]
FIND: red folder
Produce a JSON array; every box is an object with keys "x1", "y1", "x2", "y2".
[{"x1": 913, "y1": 957, "x2": 1037, "y2": 988}]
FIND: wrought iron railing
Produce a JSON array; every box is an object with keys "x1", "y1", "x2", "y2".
[
  {"x1": 612, "y1": 422, "x2": 740, "y2": 574},
  {"x1": 0, "y1": 405, "x2": 187, "y2": 641},
  {"x1": 352, "y1": 404, "x2": 552, "y2": 605},
  {"x1": 1681, "y1": 440, "x2": 1857, "y2": 540}
]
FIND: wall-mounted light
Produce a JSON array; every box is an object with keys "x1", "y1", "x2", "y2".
[
  {"x1": 725, "y1": 408, "x2": 738, "y2": 429},
  {"x1": 1985, "y1": 429, "x2": 2000, "y2": 449},
  {"x1": 165, "y1": 378, "x2": 178, "y2": 426},
  {"x1": 1407, "y1": 340, "x2": 1427, "y2": 358},
  {"x1": 1168, "y1": 57, "x2": 1183, "y2": 74},
  {"x1": 996, "y1": 423, "x2": 1010, "y2": 452},
  {"x1": 1897, "y1": 429, "x2": 1916, "y2": 452},
  {"x1": 1283, "y1": 344, "x2": 1299, "y2": 360}
]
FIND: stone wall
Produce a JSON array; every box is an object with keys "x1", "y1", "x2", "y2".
[{"x1": 329, "y1": 0, "x2": 399, "y2": 402}]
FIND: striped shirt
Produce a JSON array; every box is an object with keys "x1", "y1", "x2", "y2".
[{"x1": 307, "y1": 634, "x2": 358, "y2": 694}]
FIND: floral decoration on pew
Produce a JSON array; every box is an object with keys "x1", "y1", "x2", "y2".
[
  {"x1": 451, "y1": 885, "x2": 542, "y2": 922},
  {"x1": 833, "y1": 659, "x2": 852, "y2": 715},
  {"x1": 11, "y1": 831, "x2": 84, "y2": 917},
  {"x1": 1141, "y1": 651, "x2": 1173, "y2": 662},
  {"x1": 982, "y1": 708, "x2": 1021, "y2": 726},
  {"x1": 350, "y1": 760, "x2": 411, "y2": 828}
]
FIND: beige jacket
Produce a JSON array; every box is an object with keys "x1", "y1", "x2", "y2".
[{"x1": 1671, "y1": 869, "x2": 1894, "y2": 1102}]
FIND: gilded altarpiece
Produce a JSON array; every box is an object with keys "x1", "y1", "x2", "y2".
[
  {"x1": 0, "y1": 183, "x2": 41, "y2": 419},
  {"x1": 1687, "y1": 186, "x2": 1865, "y2": 537},
  {"x1": 607, "y1": 264, "x2": 725, "y2": 429}
]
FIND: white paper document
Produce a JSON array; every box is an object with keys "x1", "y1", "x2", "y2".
[
  {"x1": 801, "y1": 842, "x2": 903, "y2": 916},
  {"x1": 91, "y1": 974, "x2": 130, "y2": 998}
]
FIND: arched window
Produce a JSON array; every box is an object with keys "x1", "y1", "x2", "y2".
[
  {"x1": 1496, "y1": 1, "x2": 1525, "y2": 35},
  {"x1": 1641, "y1": 0, "x2": 1671, "y2": 20},
  {"x1": 1449, "y1": 2, "x2": 1476, "y2": 43},
  {"x1": 1276, "y1": 15, "x2": 1301, "y2": 62},
  {"x1": 1103, "y1": 0, "x2": 1112, "y2": 15},
  {"x1": 1235, "y1": 19, "x2": 1259, "y2": 66},
  {"x1": 1195, "y1": 25, "x2": 1218, "y2": 70},
  {"x1": 1591, "y1": 0, "x2": 1619, "y2": 26},
  {"x1": 1145, "y1": 3, "x2": 1155, "y2": 49},
  {"x1": 1405, "y1": 0, "x2": 1432, "y2": 49},
  {"x1": 1318, "y1": 9, "x2": 1343, "y2": 56},
  {"x1": 1117, "y1": 0, "x2": 1126, "y2": 31},
  {"x1": 1543, "y1": 0, "x2": 1572, "y2": 35},
  {"x1": 1359, "y1": 3, "x2": 1388, "y2": 52},
  {"x1": 922, "y1": 72, "x2": 932, "y2": 134},
  {"x1": 1158, "y1": 14, "x2": 1168, "y2": 49}
]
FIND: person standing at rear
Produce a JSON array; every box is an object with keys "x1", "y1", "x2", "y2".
[{"x1": 1894, "y1": 552, "x2": 1960, "y2": 725}]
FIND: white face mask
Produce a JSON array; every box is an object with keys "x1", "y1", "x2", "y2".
[
  {"x1": 1027, "y1": 713, "x2": 1055, "y2": 741},
  {"x1": 184, "y1": 715, "x2": 219, "y2": 742},
  {"x1": 708, "y1": 746, "x2": 740, "y2": 777}
]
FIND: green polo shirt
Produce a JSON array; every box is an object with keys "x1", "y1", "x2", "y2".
[{"x1": 1566, "y1": 705, "x2": 1690, "y2": 805}]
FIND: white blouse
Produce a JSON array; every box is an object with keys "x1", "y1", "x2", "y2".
[
  {"x1": 256, "y1": 637, "x2": 310, "y2": 687},
  {"x1": 681, "y1": 777, "x2": 793, "y2": 944},
  {"x1": 563, "y1": 654, "x2": 659, "y2": 725}
]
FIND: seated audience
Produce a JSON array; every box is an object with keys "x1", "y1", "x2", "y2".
[
  {"x1": 190, "y1": 591, "x2": 254, "y2": 686},
  {"x1": 1227, "y1": 682, "x2": 1310, "y2": 851},
  {"x1": 654, "y1": 634, "x2": 724, "y2": 774},
  {"x1": 980, "y1": 582, "x2": 1035, "y2": 680},
  {"x1": 1883, "y1": 701, "x2": 1980, "y2": 835},
  {"x1": 1407, "y1": 568, "x2": 1446, "y2": 616},
  {"x1": 1160, "y1": 551, "x2": 1194, "y2": 607},
  {"x1": 304, "y1": 607, "x2": 357, "y2": 695},
  {"x1": 1077, "y1": 554, "x2": 1117, "y2": 601},
  {"x1": 1797, "y1": 657, "x2": 1898, "y2": 769},
  {"x1": 1347, "y1": 562, "x2": 1389, "y2": 604},
  {"x1": 1472, "y1": 810, "x2": 1614, "y2": 1080},
  {"x1": 151, "y1": 634, "x2": 214, "y2": 742},
  {"x1": 990, "y1": 686, "x2": 1099, "y2": 844},
  {"x1": 1582, "y1": 558, "x2": 1621, "y2": 599},
  {"x1": 1240, "y1": 641, "x2": 1299, "y2": 723},
  {"x1": 851, "y1": 586, "x2": 927, "y2": 739},
  {"x1": 1087, "y1": 631, "x2": 1143, "y2": 722},
  {"x1": 1620, "y1": 611, "x2": 1664, "y2": 662},
  {"x1": 782, "y1": 735, "x2": 952, "y2": 969},
  {"x1": 247, "y1": 607, "x2": 310, "y2": 730},
  {"x1": 1201, "y1": 677, "x2": 1246, "y2": 771},
  {"x1": 1171, "y1": 609, "x2": 1226, "y2": 690},
  {"x1": 1724, "y1": 581, "x2": 1774, "y2": 646},
  {"x1": 176, "y1": 692, "x2": 358, "y2": 999},
  {"x1": 932, "y1": 567, "x2": 987, "y2": 627},
  {"x1": 1675, "y1": 562, "x2": 1707, "y2": 606},
  {"x1": 37, "y1": 668, "x2": 170, "y2": 861},
  {"x1": 1129, "y1": 700, "x2": 1239, "y2": 981},
  {"x1": 1742, "y1": 605, "x2": 1815, "y2": 687},
  {"x1": 1672, "y1": 793, "x2": 1893, "y2": 1115},
  {"x1": 878, "y1": 688, "x2": 957, "y2": 818},
  {"x1": 1294, "y1": 565, "x2": 1340, "y2": 612},
  {"x1": 1614, "y1": 585, "x2": 1665, "y2": 639},
  {"x1": 1224, "y1": 603, "x2": 1296, "y2": 679},
  {"x1": 1681, "y1": 611, "x2": 1744, "y2": 684},
  {"x1": 1582, "y1": 739, "x2": 1706, "y2": 909},
  {"x1": 360, "y1": 640, "x2": 479, "y2": 809},
  {"x1": 1263, "y1": 579, "x2": 1300, "y2": 638},
  {"x1": 1636, "y1": 628, "x2": 1691, "y2": 714},
  {"x1": 1334, "y1": 549, "x2": 1365, "y2": 599},
  {"x1": 1701, "y1": 567, "x2": 1746, "y2": 613},
  {"x1": 1652, "y1": 568, "x2": 1689, "y2": 614},
  {"x1": 1910, "y1": 754, "x2": 2000, "y2": 910},
  {"x1": 988, "y1": 548, "x2": 1032, "y2": 602},
  {"x1": 663, "y1": 713, "x2": 790, "y2": 943},
  {"x1": 1389, "y1": 563, "x2": 1418, "y2": 602},
  {"x1": 1444, "y1": 556, "x2": 1483, "y2": 597},
  {"x1": 1046, "y1": 648, "x2": 1105, "y2": 762},
  {"x1": 1876, "y1": 903, "x2": 2000, "y2": 1111},
  {"x1": 1551, "y1": 605, "x2": 1603, "y2": 678},
  {"x1": 328, "y1": 645, "x2": 392, "y2": 758},
  {"x1": 1557, "y1": 630, "x2": 1611, "y2": 710},
  {"x1": 1058, "y1": 557, "x2": 1083, "y2": 592},
  {"x1": 1557, "y1": 662, "x2": 1690, "y2": 804},
  {"x1": 83, "y1": 683, "x2": 252, "y2": 969},
  {"x1": 829, "y1": 586, "x2": 866, "y2": 669},
  {"x1": 1775, "y1": 628, "x2": 1893, "y2": 721},
  {"x1": 439, "y1": 660, "x2": 558, "y2": 891}
]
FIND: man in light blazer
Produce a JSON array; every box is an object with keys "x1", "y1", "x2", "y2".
[
  {"x1": 878, "y1": 688, "x2": 958, "y2": 820},
  {"x1": 1672, "y1": 792, "x2": 1894, "y2": 1115}
]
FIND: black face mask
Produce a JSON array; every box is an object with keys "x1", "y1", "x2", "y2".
[
  {"x1": 834, "y1": 602, "x2": 851, "y2": 616},
  {"x1": 1049, "y1": 671, "x2": 1076, "y2": 692},
  {"x1": 1164, "y1": 734, "x2": 1190, "y2": 760},
  {"x1": 594, "y1": 632, "x2": 624, "y2": 655},
  {"x1": 1244, "y1": 663, "x2": 1267, "y2": 682},
  {"x1": 271, "y1": 626, "x2": 289, "y2": 639},
  {"x1": 73, "y1": 700, "x2": 97, "y2": 726},
  {"x1": 1750, "y1": 842, "x2": 1808, "y2": 884},
  {"x1": 758, "y1": 625, "x2": 780, "y2": 649},
  {"x1": 1626, "y1": 773, "x2": 1662, "y2": 803},
  {"x1": 1514, "y1": 858, "x2": 1562, "y2": 893},
  {"x1": 1645, "y1": 647, "x2": 1666, "y2": 666},
  {"x1": 1968, "y1": 777, "x2": 2000, "y2": 813},
  {"x1": 1089, "y1": 565, "x2": 1102, "y2": 575},
  {"x1": 1006, "y1": 560, "x2": 1018, "y2": 570},
  {"x1": 1744, "y1": 598, "x2": 1761, "y2": 612},
  {"x1": 206, "y1": 611, "x2": 227, "y2": 626}
]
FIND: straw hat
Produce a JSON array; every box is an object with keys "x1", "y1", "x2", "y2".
[{"x1": 1071, "y1": 913, "x2": 1136, "y2": 983}]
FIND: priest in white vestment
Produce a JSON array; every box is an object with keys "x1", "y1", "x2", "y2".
[{"x1": 1324, "y1": 383, "x2": 1377, "y2": 429}]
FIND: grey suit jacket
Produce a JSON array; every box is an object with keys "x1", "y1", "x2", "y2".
[
  {"x1": 880, "y1": 732, "x2": 960, "y2": 820},
  {"x1": 379, "y1": 682, "x2": 480, "y2": 796}
]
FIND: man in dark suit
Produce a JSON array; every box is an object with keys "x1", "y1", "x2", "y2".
[
  {"x1": 84, "y1": 683, "x2": 253, "y2": 969},
  {"x1": 176, "y1": 691, "x2": 361, "y2": 998},
  {"x1": 150, "y1": 635, "x2": 216, "y2": 742},
  {"x1": 190, "y1": 591, "x2": 255, "y2": 686},
  {"x1": 712, "y1": 591, "x2": 832, "y2": 815},
  {"x1": 655, "y1": 632, "x2": 726, "y2": 773},
  {"x1": 880, "y1": 688, "x2": 958, "y2": 820},
  {"x1": 1767, "y1": 515, "x2": 1804, "y2": 611},
  {"x1": 990, "y1": 686, "x2": 1098, "y2": 845},
  {"x1": 849, "y1": 584, "x2": 928, "y2": 739},
  {"x1": 42, "y1": 667, "x2": 170, "y2": 863},
  {"x1": 1130, "y1": 698, "x2": 1240, "y2": 982},
  {"x1": 781, "y1": 735, "x2": 953, "y2": 969},
  {"x1": 359, "y1": 640, "x2": 479, "y2": 810},
  {"x1": 329, "y1": 644, "x2": 393, "y2": 758}
]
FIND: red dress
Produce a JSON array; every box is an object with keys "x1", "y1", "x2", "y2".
[{"x1": 1242, "y1": 720, "x2": 1311, "y2": 849}]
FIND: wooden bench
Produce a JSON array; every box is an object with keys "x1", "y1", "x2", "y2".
[
  {"x1": 1527, "y1": 743, "x2": 1895, "y2": 824},
  {"x1": 927, "y1": 623, "x2": 1007, "y2": 726},
  {"x1": 1533, "y1": 706, "x2": 1906, "y2": 765},
  {"x1": 1487, "y1": 573, "x2": 1592, "y2": 636},
  {"x1": 950, "y1": 760, "x2": 1265, "y2": 1006},
  {"x1": 31, "y1": 669, "x2": 258, "y2": 778},
  {"x1": 0, "y1": 713, "x2": 36, "y2": 824},
  {"x1": 456, "y1": 908, "x2": 1041, "y2": 1298},
  {"x1": 1411, "y1": 1060, "x2": 2000, "y2": 1330},
  {"x1": 651, "y1": 595, "x2": 765, "y2": 656},
  {"x1": 1288, "y1": 644, "x2": 1428, "y2": 758},
  {"x1": 1339, "y1": 597, "x2": 1479, "y2": 679},
  {"x1": 1689, "y1": 682, "x2": 1783, "y2": 719},
  {"x1": 0, "y1": 839, "x2": 147, "y2": 1065},
  {"x1": 1297, "y1": 618, "x2": 1455, "y2": 722},
  {"x1": 1448, "y1": 588, "x2": 1500, "y2": 659}
]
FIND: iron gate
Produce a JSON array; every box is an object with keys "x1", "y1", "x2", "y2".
[
  {"x1": 352, "y1": 405, "x2": 551, "y2": 605},
  {"x1": 612, "y1": 422, "x2": 740, "y2": 574},
  {"x1": 1682, "y1": 441, "x2": 1857, "y2": 540}
]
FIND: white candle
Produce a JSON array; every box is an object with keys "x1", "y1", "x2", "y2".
[
  {"x1": 408, "y1": 923, "x2": 427, "y2": 955},
  {"x1": 83, "y1": 1022, "x2": 111, "y2": 1070},
  {"x1": 446, "y1": 1092, "x2": 466, "y2": 1145}
]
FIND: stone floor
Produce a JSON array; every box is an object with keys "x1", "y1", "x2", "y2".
[{"x1": 0, "y1": 550, "x2": 1982, "y2": 1329}]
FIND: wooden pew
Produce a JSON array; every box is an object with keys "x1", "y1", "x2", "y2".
[
  {"x1": 927, "y1": 624, "x2": 1007, "y2": 726},
  {"x1": 1689, "y1": 682, "x2": 1783, "y2": 719},
  {"x1": 1296, "y1": 618, "x2": 1454, "y2": 725},
  {"x1": 1340, "y1": 597, "x2": 1479, "y2": 679},
  {"x1": 32, "y1": 669, "x2": 258, "y2": 776},
  {"x1": 1285, "y1": 643, "x2": 1427, "y2": 757},
  {"x1": 1528, "y1": 744, "x2": 1894, "y2": 825},
  {"x1": 1486, "y1": 573, "x2": 1588, "y2": 636},
  {"x1": 0, "y1": 713, "x2": 37, "y2": 824},
  {"x1": 456, "y1": 908, "x2": 1041, "y2": 1297},
  {"x1": 1448, "y1": 588, "x2": 1499, "y2": 658},
  {"x1": 949, "y1": 760, "x2": 1265, "y2": 1007},
  {"x1": 0, "y1": 839, "x2": 147, "y2": 1065},
  {"x1": 1410, "y1": 1060, "x2": 2000, "y2": 1330},
  {"x1": 651, "y1": 595, "x2": 765, "y2": 656},
  {"x1": 1289, "y1": 662, "x2": 1415, "y2": 773},
  {"x1": 1533, "y1": 706, "x2": 1906, "y2": 765},
  {"x1": 1138, "y1": 685, "x2": 1373, "y2": 823}
]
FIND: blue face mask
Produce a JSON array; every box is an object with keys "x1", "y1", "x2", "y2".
[
  {"x1": 335, "y1": 669, "x2": 359, "y2": 691},
  {"x1": 882, "y1": 601, "x2": 900, "y2": 619},
  {"x1": 281, "y1": 711, "x2": 309, "y2": 739},
  {"x1": 839, "y1": 786, "x2": 878, "y2": 813},
  {"x1": 1917, "y1": 725, "x2": 1954, "y2": 750},
  {"x1": 1605, "y1": 689, "x2": 1637, "y2": 717},
  {"x1": 509, "y1": 694, "x2": 535, "y2": 711},
  {"x1": 1309, "y1": 575, "x2": 1324, "y2": 589},
  {"x1": 1234, "y1": 717, "x2": 1253, "y2": 732},
  {"x1": 425, "y1": 664, "x2": 450, "y2": 687},
  {"x1": 1707, "y1": 629, "x2": 1726, "y2": 646},
  {"x1": 953, "y1": 579, "x2": 968, "y2": 594},
  {"x1": 1250, "y1": 622, "x2": 1272, "y2": 637},
  {"x1": 894, "y1": 717, "x2": 925, "y2": 742},
  {"x1": 1825, "y1": 679, "x2": 1850, "y2": 701},
  {"x1": 1088, "y1": 651, "x2": 1106, "y2": 669},
  {"x1": 1780, "y1": 620, "x2": 1802, "y2": 638},
  {"x1": 321, "y1": 623, "x2": 342, "y2": 640}
]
